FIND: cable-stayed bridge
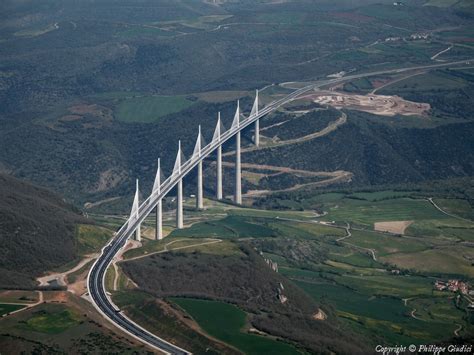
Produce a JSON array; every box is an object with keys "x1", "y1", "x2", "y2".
[
  {"x1": 87, "y1": 83, "x2": 311, "y2": 355},
  {"x1": 87, "y1": 59, "x2": 471, "y2": 354}
]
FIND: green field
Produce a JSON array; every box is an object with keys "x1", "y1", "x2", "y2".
[
  {"x1": 115, "y1": 95, "x2": 195, "y2": 123},
  {"x1": 19, "y1": 308, "x2": 81, "y2": 334},
  {"x1": 350, "y1": 190, "x2": 415, "y2": 201},
  {"x1": 285, "y1": 221, "x2": 347, "y2": 238},
  {"x1": 381, "y1": 247, "x2": 474, "y2": 277},
  {"x1": 113, "y1": 291, "x2": 243, "y2": 353},
  {"x1": 432, "y1": 198, "x2": 474, "y2": 220},
  {"x1": 195, "y1": 90, "x2": 248, "y2": 103},
  {"x1": 172, "y1": 298, "x2": 298, "y2": 355},
  {"x1": 0, "y1": 304, "x2": 26, "y2": 316},
  {"x1": 229, "y1": 207, "x2": 315, "y2": 219},
  {"x1": 349, "y1": 230, "x2": 427, "y2": 256},
  {"x1": 296, "y1": 280, "x2": 458, "y2": 344},
  {"x1": 170, "y1": 215, "x2": 277, "y2": 239},
  {"x1": 264, "y1": 220, "x2": 341, "y2": 243},
  {"x1": 123, "y1": 236, "x2": 192, "y2": 259},
  {"x1": 407, "y1": 296, "x2": 468, "y2": 326},
  {"x1": 322, "y1": 197, "x2": 447, "y2": 226},
  {"x1": 407, "y1": 217, "x2": 474, "y2": 241},
  {"x1": 123, "y1": 237, "x2": 242, "y2": 259},
  {"x1": 76, "y1": 224, "x2": 112, "y2": 255},
  {"x1": 333, "y1": 274, "x2": 434, "y2": 298},
  {"x1": 329, "y1": 249, "x2": 383, "y2": 268},
  {"x1": 296, "y1": 280, "x2": 410, "y2": 323}
]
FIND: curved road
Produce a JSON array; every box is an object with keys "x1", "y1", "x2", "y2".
[{"x1": 87, "y1": 59, "x2": 471, "y2": 354}]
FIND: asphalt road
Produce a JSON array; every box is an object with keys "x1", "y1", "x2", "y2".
[{"x1": 87, "y1": 59, "x2": 472, "y2": 354}]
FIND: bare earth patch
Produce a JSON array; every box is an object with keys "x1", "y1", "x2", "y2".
[
  {"x1": 374, "y1": 220, "x2": 413, "y2": 235},
  {"x1": 58, "y1": 114, "x2": 82, "y2": 122},
  {"x1": 69, "y1": 104, "x2": 112, "y2": 119},
  {"x1": 92, "y1": 168, "x2": 127, "y2": 192},
  {"x1": 312, "y1": 309, "x2": 327, "y2": 321},
  {"x1": 300, "y1": 91, "x2": 430, "y2": 117}
]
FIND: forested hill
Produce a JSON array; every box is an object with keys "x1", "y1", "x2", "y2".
[{"x1": 0, "y1": 173, "x2": 87, "y2": 289}]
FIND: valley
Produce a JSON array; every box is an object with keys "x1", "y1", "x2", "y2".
[{"x1": 108, "y1": 189, "x2": 474, "y2": 353}]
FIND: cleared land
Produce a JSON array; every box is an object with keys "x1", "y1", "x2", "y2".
[
  {"x1": 301, "y1": 91, "x2": 430, "y2": 117},
  {"x1": 374, "y1": 220, "x2": 413, "y2": 234}
]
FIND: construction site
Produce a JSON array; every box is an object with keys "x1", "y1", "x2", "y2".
[{"x1": 301, "y1": 91, "x2": 430, "y2": 117}]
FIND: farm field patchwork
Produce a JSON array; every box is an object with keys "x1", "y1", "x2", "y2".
[
  {"x1": 104, "y1": 188, "x2": 474, "y2": 351},
  {"x1": 295, "y1": 278, "x2": 460, "y2": 345},
  {"x1": 295, "y1": 280, "x2": 410, "y2": 323},
  {"x1": 348, "y1": 230, "x2": 427, "y2": 256},
  {"x1": 321, "y1": 197, "x2": 448, "y2": 226}
]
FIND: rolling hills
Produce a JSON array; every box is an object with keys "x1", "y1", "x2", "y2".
[{"x1": 0, "y1": 173, "x2": 87, "y2": 288}]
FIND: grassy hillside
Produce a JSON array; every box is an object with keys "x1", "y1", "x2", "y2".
[
  {"x1": 172, "y1": 298, "x2": 298, "y2": 355},
  {"x1": 0, "y1": 300, "x2": 149, "y2": 354},
  {"x1": 0, "y1": 173, "x2": 87, "y2": 288}
]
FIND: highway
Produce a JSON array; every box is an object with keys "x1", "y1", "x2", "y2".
[{"x1": 87, "y1": 59, "x2": 471, "y2": 354}]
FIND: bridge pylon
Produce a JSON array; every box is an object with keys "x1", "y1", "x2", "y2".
[
  {"x1": 130, "y1": 179, "x2": 141, "y2": 241},
  {"x1": 173, "y1": 140, "x2": 184, "y2": 229},
  {"x1": 251, "y1": 90, "x2": 259, "y2": 146},
  {"x1": 233, "y1": 101, "x2": 242, "y2": 204},
  {"x1": 153, "y1": 158, "x2": 163, "y2": 240},
  {"x1": 213, "y1": 113, "x2": 223, "y2": 200},
  {"x1": 193, "y1": 125, "x2": 204, "y2": 210}
]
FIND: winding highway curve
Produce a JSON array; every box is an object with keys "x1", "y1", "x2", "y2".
[{"x1": 87, "y1": 59, "x2": 472, "y2": 354}]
